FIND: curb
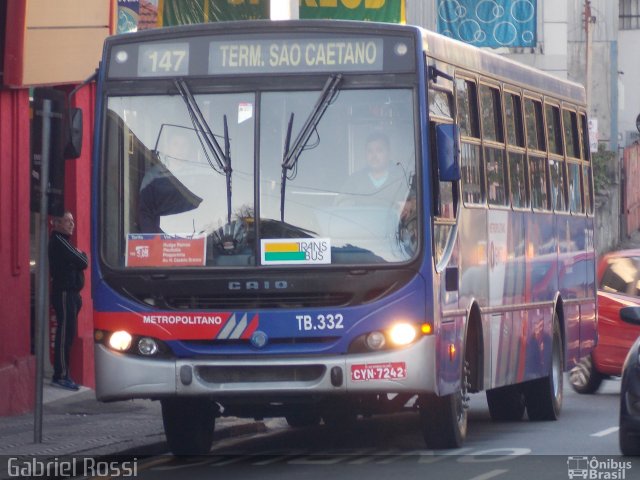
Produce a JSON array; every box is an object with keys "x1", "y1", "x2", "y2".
[
  {"x1": 0, "y1": 420, "x2": 268, "y2": 480},
  {"x1": 105, "y1": 419, "x2": 267, "y2": 457}
]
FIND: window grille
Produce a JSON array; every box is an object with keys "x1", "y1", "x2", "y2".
[{"x1": 620, "y1": 0, "x2": 640, "y2": 30}]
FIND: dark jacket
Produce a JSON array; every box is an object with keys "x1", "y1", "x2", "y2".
[
  {"x1": 336, "y1": 165, "x2": 406, "y2": 207},
  {"x1": 49, "y1": 231, "x2": 88, "y2": 293}
]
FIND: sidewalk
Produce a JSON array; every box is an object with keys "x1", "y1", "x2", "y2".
[{"x1": 0, "y1": 382, "x2": 264, "y2": 459}]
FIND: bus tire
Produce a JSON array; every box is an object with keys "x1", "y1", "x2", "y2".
[
  {"x1": 486, "y1": 385, "x2": 525, "y2": 421},
  {"x1": 322, "y1": 410, "x2": 357, "y2": 428},
  {"x1": 620, "y1": 424, "x2": 640, "y2": 456},
  {"x1": 620, "y1": 422, "x2": 640, "y2": 455},
  {"x1": 285, "y1": 408, "x2": 322, "y2": 428},
  {"x1": 322, "y1": 398, "x2": 357, "y2": 428},
  {"x1": 569, "y1": 354, "x2": 603, "y2": 394},
  {"x1": 419, "y1": 359, "x2": 469, "y2": 449},
  {"x1": 524, "y1": 316, "x2": 564, "y2": 421},
  {"x1": 161, "y1": 397, "x2": 217, "y2": 456}
]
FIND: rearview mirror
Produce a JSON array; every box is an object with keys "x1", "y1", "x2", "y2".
[
  {"x1": 436, "y1": 123, "x2": 461, "y2": 182},
  {"x1": 64, "y1": 108, "x2": 83, "y2": 159}
]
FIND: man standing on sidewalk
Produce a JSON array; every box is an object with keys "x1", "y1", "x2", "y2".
[{"x1": 49, "y1": 211, "x2": 88, "y2": 390}]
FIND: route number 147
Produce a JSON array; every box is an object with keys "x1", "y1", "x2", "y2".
[{"x1": 147, "y1": 50, "x2": 187, "y2": 73}]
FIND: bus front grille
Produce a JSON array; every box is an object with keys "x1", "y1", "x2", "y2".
[
  {"x1": 196, "y1": 365, "x2": 326, "y2": 384},
  {"x1": 165, "y1": 292, "x2": 353, "y2": 309}
]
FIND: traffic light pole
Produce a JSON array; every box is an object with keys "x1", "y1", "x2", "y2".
[{"x1": 34, "y1": 99, "x2": 53, "y2": 444}]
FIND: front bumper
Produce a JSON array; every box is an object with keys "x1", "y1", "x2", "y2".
[{"x1": 95, "y1": 335, "x2": 436, "y2": 401}]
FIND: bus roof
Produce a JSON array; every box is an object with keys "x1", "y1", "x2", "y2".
[
  {"x1": 106, "y1": 20, "x2": 585, "y2": 104},
  {"x1": 104, "y1": 19, "x2": 418, "y2": 47},
  {"x1": 418, "y1": 27, "x2": 586, "y2": 105}
]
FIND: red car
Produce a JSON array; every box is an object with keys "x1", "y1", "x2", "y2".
[{"x1": 570, "y1": 248, "x2": 640, "y2": 393}]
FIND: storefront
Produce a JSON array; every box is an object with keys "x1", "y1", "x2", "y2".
[{"x1": 0, "y1": 0, "x2": 113, "y2": 415}]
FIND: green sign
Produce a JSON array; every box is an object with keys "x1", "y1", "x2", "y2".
[
  {"x1": 300, "y1": 0, "x2": 404, "y2": 23},
  {"x1": 161, "y1": 0, "x2": 269, "y2": 25}
]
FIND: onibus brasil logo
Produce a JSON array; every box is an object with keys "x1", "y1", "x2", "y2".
[{"x1": 567, "y1": 456, "x2": 632, "y2": 479}]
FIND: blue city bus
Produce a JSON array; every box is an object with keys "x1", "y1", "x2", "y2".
[{"x1": 91, "y1": 20, "x2": 597, "y2": 455}]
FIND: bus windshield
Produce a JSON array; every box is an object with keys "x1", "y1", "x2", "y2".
[{"x1": 103, "y1": 86, "x2": 417, "y2": 268}]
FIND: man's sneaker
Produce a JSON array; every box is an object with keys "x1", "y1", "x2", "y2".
[
  {"x1": 51, "y1": 378, "x2": 80, "y2": 391},
  {"x1": 66, "y1": 377, "x2": 81, "y2": 389}
]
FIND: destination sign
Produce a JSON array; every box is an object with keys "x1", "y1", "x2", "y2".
[
  {"x1": 209, "y1": 38, "x2": 384, "y2": 74},
  {"x1": 106, "y1": 33, "x2": 415, "y2": 78},
  {"x1": 138, "y1": 42, "x2": 189, "y2": 77}
]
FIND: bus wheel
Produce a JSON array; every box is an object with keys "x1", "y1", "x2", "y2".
[
  {"x1": 524, "y1": 316, "x2": 564, "y2": 421},
  {"x1": 486, "y1": 384, "x2": 525, "y2": 421},
  {"x1": 322, "y1": 398, "x2": 357, "y2": 428},
  {"x1": 620, "y1": 425, "x2": 640, "y2": 456},
  {"x1": 569, "y1": 354, "x2": 603, "y2": 394},
  {"x1": 419, "y1": 360, "x2": 469, "y2": 449},
  {"x1": 285, "y1": 407, "x2": 322, "y2": 428},
  {"x1": 161, "y1": 398, "x2": 217, "y2": 455}
]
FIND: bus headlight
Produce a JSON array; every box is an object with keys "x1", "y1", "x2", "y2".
[
  {"x1": 388, "y1": 323, "x2": 417, "y2": 346},
  {"x1": 365, "y1": 331, "x2": 386, "y2": 350},
  {"x1": 138, "y1": 337, "x2": 159, "y2": 356},
  {"x1": 109, "y1": 331, "x2": 133, "y2": 351}
]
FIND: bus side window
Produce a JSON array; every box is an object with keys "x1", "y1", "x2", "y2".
[
  {"x1": 567, "y1": 163, "x2": 583, "y2": 214},
  {"x1": 546, "y1": 103, "x2": 567, "y2": 212},
  {"x1": 429, "y1": 88, "x2": 453, "y2": 119},
  {"x1": 456, "y1": 77, "x2": 483, "y2": 205},
  {"x1": 545, "y1": 104, "x2": 564, "y2": 156},
  {"x1": 505, "y1": 91, "x2": 527, "y2": 208},
  {"x1": 549, "y1": 158, "x2": 567, "y2": 212},
  {"x1": 505, "y1": 92, "x2": 524, "y2": 147},
  {"x1": 480, "y1": 85, "x2": 503, "y2": 143},
  {"x1": 525, "y1": 98, "x2": 545, "y2": 151},
  {"x1": 480, "y1": 84, "x2": 507, "y2": 206},
  {"x1": 525, "y1": 98, "x2": 549, "y2": 210},
  {"x1": 455, "y1": 78, "x2": 479, "y2": 138},
  {"x1": 580, "y1": 113, "x2": 594, "y2": 215},
  {"x1": 529, "y1": 155, "x2": 549, "y2": 210},
  {"x1": 563, "y1": 109, "x2": 580, "y2": 159},
  {"x1": 428, "y1": 87, "x2": 456, "y2": 220},
  {"x1": 563, "y1": 108, "x2": 583, "y2": 214},
  {"x1": 580, "y1": 113, "x2": 592, "y2": 162}
]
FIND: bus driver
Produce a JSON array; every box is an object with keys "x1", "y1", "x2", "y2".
[{"x1": 336, "y1": 131, "x2": 407, "y2": 208}]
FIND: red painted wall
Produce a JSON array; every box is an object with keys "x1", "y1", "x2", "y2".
[
  {"x1": 0, "y1": 1, "x2": 112, "y2": 416},
  {"x1": 0, "y1": 84, "x2": 96, "y2": 415},
  {"x1": 65, "y1": 84, "x2": 96, "y2": 390},
  {"x1": 0, "y1": 88, "x2": 34, "y2": 415}
]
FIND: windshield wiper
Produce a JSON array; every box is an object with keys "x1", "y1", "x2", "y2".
[
  {"x1": 174, "y1": 78, "x2": 233, "y2": 223},
  {"x1": 280, "y1": 74, "x2": 343, "y2": 222}
]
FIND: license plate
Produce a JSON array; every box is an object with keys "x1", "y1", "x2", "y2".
[{"x1": 351, "y1": 362, "x2": 407, "y2": 381}]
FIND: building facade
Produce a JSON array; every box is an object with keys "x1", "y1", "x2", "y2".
[
  {"x1": 619, "y1": 0, "x2": 640, "y2": 146},
  {"x1": 0, "y1": 0, "x2": 113, "y2": 415}
]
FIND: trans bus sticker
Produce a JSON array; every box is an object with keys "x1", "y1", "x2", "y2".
[{"x1": 261, "y1": 238, "x2": 331, "y2": 265}]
